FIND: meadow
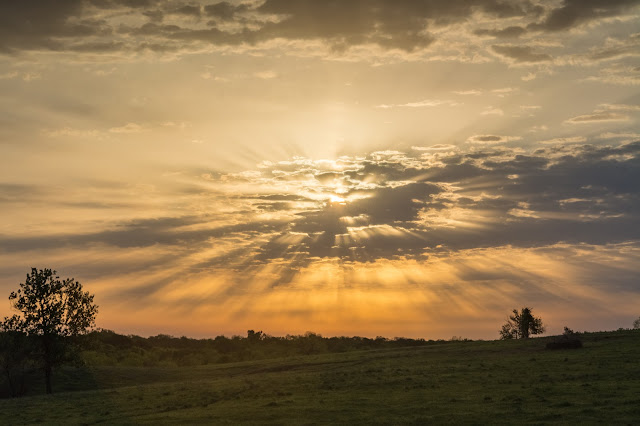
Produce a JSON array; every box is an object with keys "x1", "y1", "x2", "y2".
[{"x1": 1, "y1": 329, "x2": 639, "y2": 424}]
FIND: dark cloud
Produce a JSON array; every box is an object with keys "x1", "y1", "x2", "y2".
[
  {"x1": 204, "y1": 2, "x2": 248, "y2": 21},
  {"x1": 528, "y1": 0, "x2": 640, "y2": 32},
  {"x1": 252, "y1": 0, "x2": 539, "y2": 52},
  {"x1": 0, "y1": 215, "x2": 289, "y2": 252},
  {"x1": 171, "y1": 4, "x2": 202, "y2": 17},
  {"x1": 68, "y1": 40, "x2": 124, "y2": 52},
  {"x1": 467, "y1": 134, "x2": 518, "y2": 144},
  {"x1": 0, "y1": 0, "x2": 159, "y2": 54},
  {"x1": 347, "y1": 182, "x2": 443, "y2": 224},
  {"x1": 0, "y1": 183, "x2": 44, "y2": 202},
  {"x1": 122, "y1": 22, "x2": 183, "y2": 36},
  {"x1": 89, "y1": 0, "x2": 151, "y2": 8},
  {"x1": 0, "y1": 0, "x2": 636, "y2": 57},
  {"x1": 142, "y1": 10, "x2": 164, "y2": 23},
  {"x1": 471, "y1": 135, "x2": 501, "y2": 142},
  {"x1": 212, "y1": 141, "x2": 640, "y2": 269},
  {"x1": 260, "y1": 181, "x2": 444, "y2": 260},
  {"x1": 0, "y1": 0, "x2": 555, "y2": 55},
  {"x1": 472, "y1": 1, "x2": 639, "y2": 45},
  {"x1": 0, "y1": 0, "x2": 84, "y2": 53},
  {"x1": 491, "y1": 44, "x2": 552, "y2": 63}
]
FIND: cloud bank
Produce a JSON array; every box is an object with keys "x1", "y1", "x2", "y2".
[{"x1": 1, "y1": 0, "x2": 638, "y2": 62}]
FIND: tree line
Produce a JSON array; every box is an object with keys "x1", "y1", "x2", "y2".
[
  {"x1": 0, "y1": 268, "x2": 460, "y2": 396},
  {"x1": 2, "y1": 267, "x2": 639, "y2": 397}
]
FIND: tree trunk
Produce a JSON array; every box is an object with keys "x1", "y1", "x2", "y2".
[{"x1": 4, "y1": 366, "x2": 16, "y2": 397}]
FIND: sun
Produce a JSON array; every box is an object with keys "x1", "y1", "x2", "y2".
[{"x1": 329, "y1": 194, "x2": 347, "y2": 204}]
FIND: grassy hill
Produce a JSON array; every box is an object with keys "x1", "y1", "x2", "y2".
[{"x1": 1, "y1": 330, "x2": 639, "y2": 424}]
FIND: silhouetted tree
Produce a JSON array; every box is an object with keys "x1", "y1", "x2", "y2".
[
  {"x1": 247, "y1": 329, "x2": 264, "y2": 343},
  {"x1": 3, "y1": 268, "x2": 98, "y2": 394},
  {"x1": 499, "y1": 307, "x2": 545, "y2": 339},
  {"x1": 634, "y1": 317, "x2": 640, "y2": 330}
]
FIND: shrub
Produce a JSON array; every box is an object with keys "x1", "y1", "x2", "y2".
[{"x1": 546, "y1": 326, "x2": 582, "y2": 350}]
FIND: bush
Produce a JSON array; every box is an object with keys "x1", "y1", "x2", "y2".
[{"x1": 546, "y1": 326, "x2": 582, "y2": 350}]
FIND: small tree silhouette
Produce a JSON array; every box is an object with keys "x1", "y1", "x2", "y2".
[
  {"x1": 2, "y1": 268, "x2": 98, "y2": 394},
  {"x1": 499, "y1": 307, "x2": 545, "y2": 339},
  {"x1": 633, "y1": 317, "x2": 640, "y2": 330}
]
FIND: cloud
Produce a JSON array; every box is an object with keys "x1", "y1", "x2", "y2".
[
  {"x1": 44, "y1": 127, "x2": 102, "y2": 138},
  {"x1": 521, "y1": 72, "x2": 537, "y2": 81},
  {"x1": 474, "y1": 26, "x2": 526, "y2": 39},
  {"x1": 252, "y1": 0, "x2": 499, "y2": 52},
  {"x1": 174, "y1": 0, "x2": 543, "y2": 55},
  {"x1": 491, "y1": 44, "x2": 552, "y2": 63},
  {"x1": 566, "y1": 103, "x2": 640, "y2": 124},
  {"x1": 170, "y1": 4, "x2": 202, "y2": 17},
  {"x1": 3, "y1": 141, "x2": 640, "y2": 305},
  {"x1": 599, "y1": 103, "x2": 640, "y2": 112},
  {"x1": 0, "y1": 71, "x2": 18, "y2": 79},
  {"x1": 0, "y1": 0, "x2": 635, "y2": 69},
  {"x1": 204, "y1": 2, "x2": 248, "y2": 21},
  {"x1": 376, "y1": 99, "x2": 460, "y2": 109},
  {"x1": 528, "y1": 125, "x2": 549, "y2": 133},
  {"x1": 453, "y1": 90, "x2": 482, "y2": 96},
  {"x1": 585, "y1": 64, "x2": 640, "y2": 86},
  {"x1": 508, "y1": 201, "x2": 540, "y2": 218},
  {"x1": 245, "y1": 141, "x2": 640, "y2": 268},
  {"x1": 528, "y1": 0, "x2": 640, "y2": 33},
  {"x1": 43, "y1": 121, "x2": 186, "y2": 139},
  {"x1": 539, "y1": 136, "x2": 587, "y2": 144},
  {"x1": 481, "y1": 107, "x2": 504, "y2": 116},
  {"x1": 0, "y1": 0, "x2": 86, "y2": 53},
  {"x1": 565, "y1": 111, "x2": 630, "y2": 124},
  {"x1": 109, "y1": 122, "x2": 147, "y2": 133},
  {"x1": 0, "y1": 183, "x2": 45, "y2": 203},
  {"x1": 491, "y1": 87, "x2": 517, "y2": 96},
  {"x1": 466, "y1": 134, "x2": 519, "y2": 144},
  {"x1": 0, "y1": 0, "x2": 567, "y2": 58},
  {"x1": 412, "y1": 144, "x2": 458, "y2": 151},
  {"x1": 0, "y1": 214, "x2": 290, "y2": 253},
  {"x1": 584, "y1": 33, "x2": 640, "y2": 63},
  {"x1": 254, "y1": 70, "x2": 278, "y2": 79},
  {"x1": 599, "y1": 132, "x2": 640, "y2": 139},
  {"x1": 142, "y1": 10, "x2": 163, "y2": 22}
]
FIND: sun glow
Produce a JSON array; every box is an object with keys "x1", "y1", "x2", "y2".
[{"x1": 329, "y1": 194, "x2": 346, "y2": 204}]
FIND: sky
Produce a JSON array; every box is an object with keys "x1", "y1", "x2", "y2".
[{"x1": 1, "y1": 0, "x2": 639, "y2": 340}]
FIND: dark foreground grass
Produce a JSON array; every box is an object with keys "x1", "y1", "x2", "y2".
[{"x1": 2, "y1": 330, "x2": 640, "y2": 425}]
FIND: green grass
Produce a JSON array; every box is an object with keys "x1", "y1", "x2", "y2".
[{"x1": 2, "y1": 330, "x2": 640, "y2": 424}]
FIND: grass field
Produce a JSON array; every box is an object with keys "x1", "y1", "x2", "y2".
[{"x1": 2, "y1": 330, "x2": 640, "y2": 424}]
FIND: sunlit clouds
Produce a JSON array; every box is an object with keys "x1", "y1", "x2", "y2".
[
  {"x1": 1, "y1": 0, "x2": 639, "y2": 339},
  {"x1": 3, "y1": 142, "x2": 640, "y2": 338}
]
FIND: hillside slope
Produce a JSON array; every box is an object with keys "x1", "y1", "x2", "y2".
[{"x1": 2, "y1": 330, "x2": 639, "y2": 424}]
